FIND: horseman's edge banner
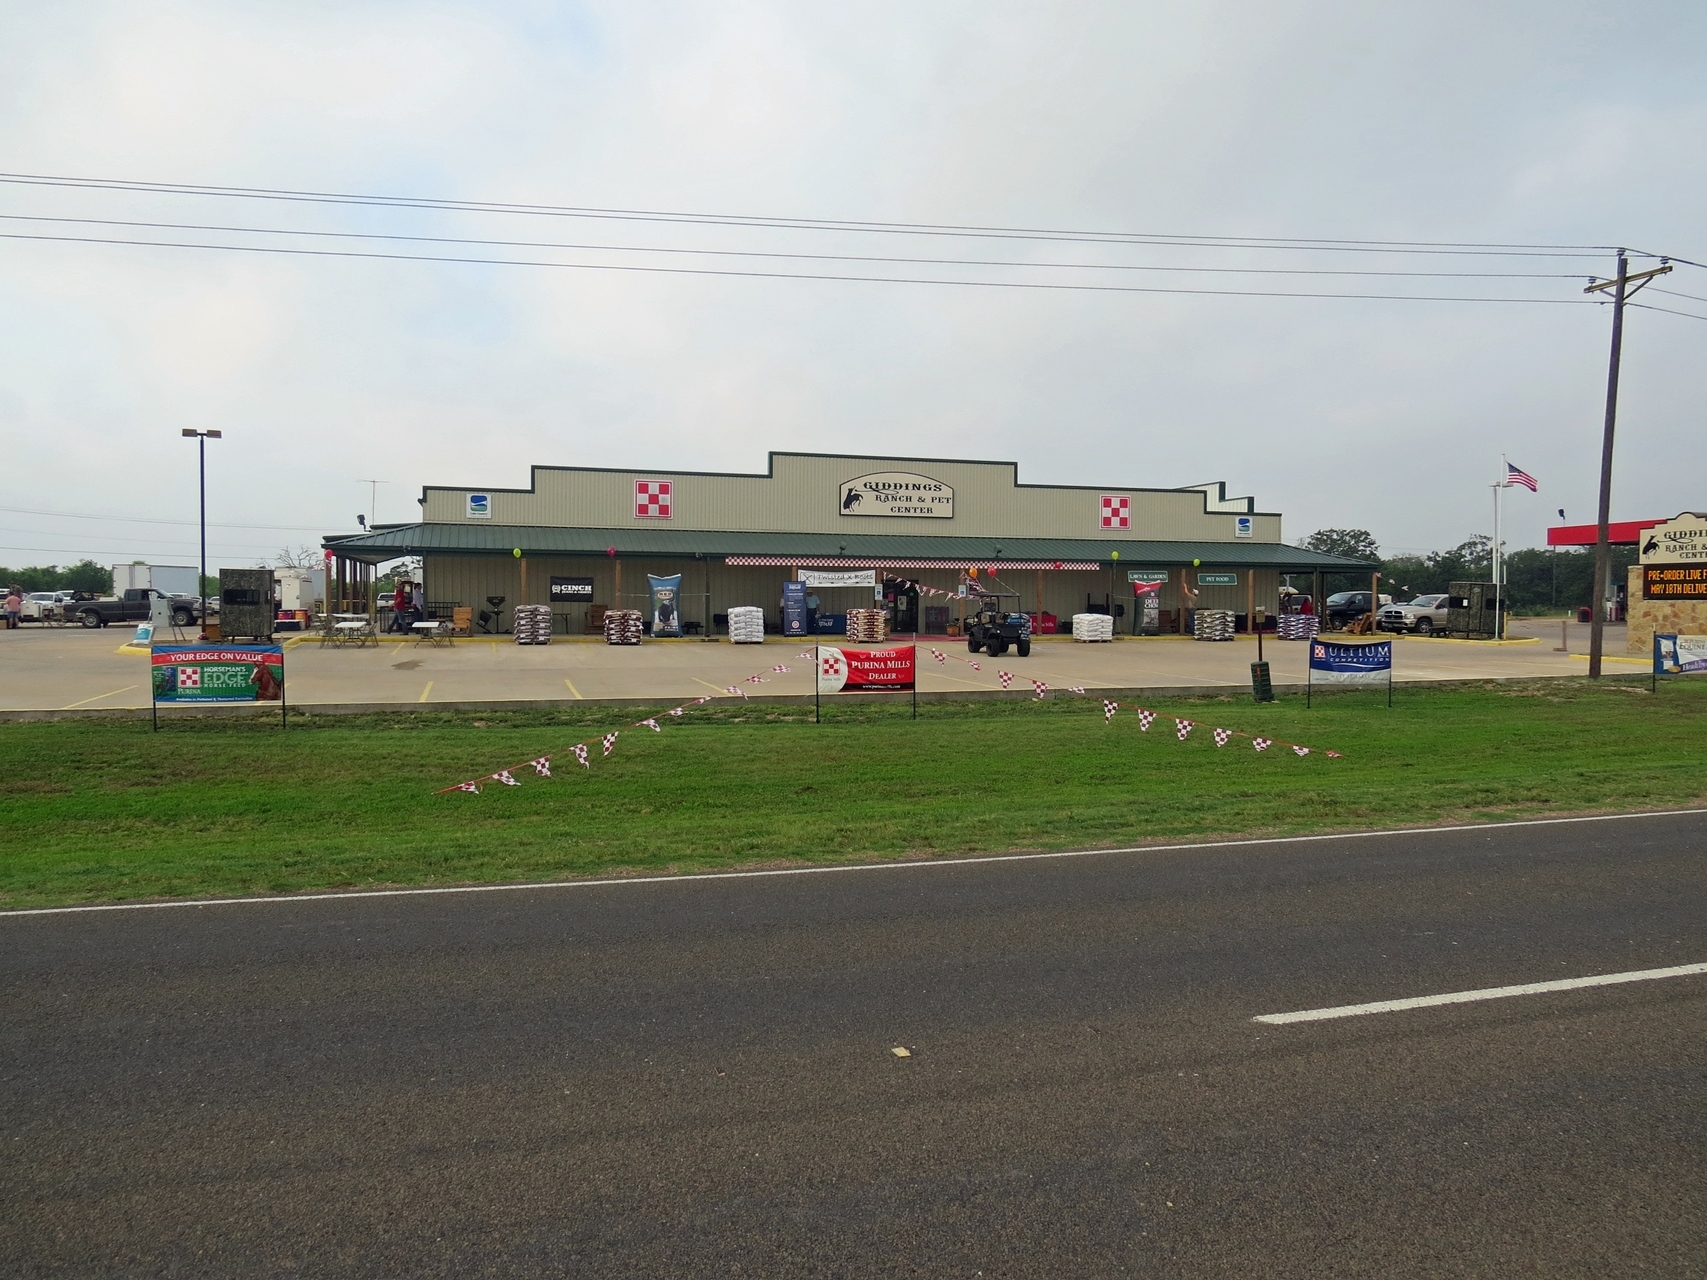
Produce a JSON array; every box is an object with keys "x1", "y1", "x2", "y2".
[{"x1": 151, "y1": 644, "x2": 285, "y2": 703}]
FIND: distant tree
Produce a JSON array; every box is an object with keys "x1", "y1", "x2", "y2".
[
  {"x1": 0, "y1": 560, "x2": 112, "y2": 593},
  {"x1": 264, "y1": 545, "x2": 324, "y2": 570},
  {"x1": 1301, "y1": 528, "x2": 1381, "y2": 562}
]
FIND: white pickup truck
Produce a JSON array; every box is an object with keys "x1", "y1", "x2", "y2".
[{"x1": 1378, "y1": 593, "x2": 1450, "y2": 635}]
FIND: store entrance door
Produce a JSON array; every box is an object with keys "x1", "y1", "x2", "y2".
[{"x1": 884, "y1": 579, "x2": 919, "y2": 634}]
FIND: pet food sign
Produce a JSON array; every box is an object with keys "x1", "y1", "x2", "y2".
[
  {"x1": 151, "y1": 644, "x2": 285, "y2": 703},
  {"x1": 837, "y1": 472, "x2": 953, "y2": 519},
  {"x1": 816, "y1": 645, "x2": 916, "y2": 692}
]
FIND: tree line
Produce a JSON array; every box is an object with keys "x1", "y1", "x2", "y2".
[{"x1": 1299, "y1": 529, "x2": 1638, "y2": 614}]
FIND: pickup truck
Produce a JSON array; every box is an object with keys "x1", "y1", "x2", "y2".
[
  {"x1": 65, "y1": 589, "x2": 206, "y2": 629},
  {"x1": 1323, "y1": 591, "x2": 1393, "y2": 630},
  {"x1": 1378, "y1": 593, "x2": 1450, "y2": 634}
]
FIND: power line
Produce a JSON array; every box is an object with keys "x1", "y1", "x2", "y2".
[
  {"x1": 0, "y1": 213, "x2": 1595, "y2": 281},
  {"x1": 0, "y1": 504, "x2": 330, "y2": 532},
  {"x1": 1630, "y1": 302, "x2": 1707, "y2": 322},
  {"x1": 0, "y1": 170, "x2": 1637, "y2": 259},
  {"x1": 1651, "y1": 286, "x2": 1707, "y2": 305},
  {"x1": 0, "y1": 230, "x2": 1603, "y2": 305}
]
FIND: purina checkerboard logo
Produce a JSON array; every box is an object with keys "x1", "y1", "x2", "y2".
[
  {"x1": 634, "y1": 480, "x2": 672, "y2": 519},
  {"x1": 466, "y1": 493, "x2": 491, "y2": 519},
  {"x1": 1099, "y1": 495, "x2": 1130, "y2": 530},
  {"x1": 177, "y1": 666, "x2": 201, "y2": 688}
]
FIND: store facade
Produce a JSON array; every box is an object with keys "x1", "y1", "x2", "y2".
[{"x1": 322, "y1": 452, "x2": 1368, "y2": 634}]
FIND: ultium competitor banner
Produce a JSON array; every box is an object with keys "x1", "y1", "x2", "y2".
[{"x1": 151, "y1": 644, "x2": 285, "y2": 703}]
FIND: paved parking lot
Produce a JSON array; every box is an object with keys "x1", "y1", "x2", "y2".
[{"x1": 0, "y1": 620, "x2": 1613, "y2": 715}]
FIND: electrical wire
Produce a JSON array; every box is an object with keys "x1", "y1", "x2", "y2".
[
  {"x1": 1651, "y1": 286, "x2": 1707, "y2": 305},
  {"x1": 0, "y1": 214, "x2": 1597, "y2": 281},
  {"x1": 0, "y1": 171, "x2": 1637, "y2": 259},
  {"x1": 0, "y1": 504, "x2": 332, "y2": 532},
  {"x1": 1629, "y1": 302, "x2": 1707, "y2": 323},
  {"x1": 0, "y1": 231, "x2": 1602, "y2": 304}
]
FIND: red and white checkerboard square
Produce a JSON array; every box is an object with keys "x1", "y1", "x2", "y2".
[
  {"x1": 1099, "y1": 494, "x2": 1131, "y2": 530},
  {"x1": 634, "y1": 480, "x2": 672, "y2": 519}
]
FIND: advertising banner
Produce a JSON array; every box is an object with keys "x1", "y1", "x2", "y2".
[
  {"x1": 798, "y1": 569, "x2": 877, "y2": 588},
  {"x1": 782, "y1": 580, "x2": 808, "y2": 637},
  {"x1": 647, "y1": 574, "x2": 683, "y2": 637},
  {"x1": 1654, "y1": 634, "x2": 1707, "y2": 675},
  {"x1": 1309, "y1": 639, "x2": 1392, "y2": 685},
  {"x1": 550, "y1": 576, "x2": 595, "y2": 601},
  {"x1": 151, "y1": 644, "x2": 284, "y2": 703},
  {"x1": 816, "y1": 645, "x2": 916, "y2": 692}
]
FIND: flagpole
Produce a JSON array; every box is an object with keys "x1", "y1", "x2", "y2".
[{"x1": 1494, "y1": 459, "x2": 1505, "y2": 640}]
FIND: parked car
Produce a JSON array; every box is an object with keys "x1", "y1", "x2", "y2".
[
  {"x1": 1323, "y1": 591, "x2": 1393, "y2": 629},
  {"x1": 1378, "y1": 593, "x2": 1450, "y2": 634}
]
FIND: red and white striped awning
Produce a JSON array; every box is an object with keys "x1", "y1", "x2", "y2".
[{"x1": 723, "y1": 555, "x2": 1101, "y2": 570}]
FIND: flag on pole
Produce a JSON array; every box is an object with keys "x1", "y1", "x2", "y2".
[{"x1": 1505, "y1": 462, "x2": 1538, "y2": 491}]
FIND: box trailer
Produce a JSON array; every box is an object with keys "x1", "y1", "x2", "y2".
[{"x1": 111, "y1": 563, "x2": 199, "y2": 596}]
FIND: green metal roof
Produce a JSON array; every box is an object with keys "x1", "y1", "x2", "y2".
[{"x1": 323, "y1": 523, "x2": 1371, "y2": 571}]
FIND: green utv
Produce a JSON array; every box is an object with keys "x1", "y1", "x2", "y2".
[{"x1": 964, "y1": 591, "x2": 1031, "y2": 657}]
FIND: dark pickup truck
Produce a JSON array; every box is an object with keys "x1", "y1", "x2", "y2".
[{"x1": 66, "y1": 589, "x2": 205, "y2": 629}]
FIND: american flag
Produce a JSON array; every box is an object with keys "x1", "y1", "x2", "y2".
[{"x1": 1505, "y1": 462, "x2": 1538, "y2": 492}]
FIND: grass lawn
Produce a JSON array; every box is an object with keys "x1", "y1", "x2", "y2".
[{"x1": 1, "y1": 677, "x2": 1701, "y2": 909}]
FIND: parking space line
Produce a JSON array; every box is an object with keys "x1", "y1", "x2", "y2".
[
  {"x1": 693, "y1": 677, "x2": 731, "y2": 696},
  {"x1": 418, "y1": 681, "x2": 433, "y2": 702},
  {"x1": 61, "y1": 685, "x2": 138, "y2": 709},
  {"x1": 1253, "y1": 962, "x2": 1707, "y2": 1025},
  {"x1": 563, "y1": 678, "x2": 583, "y2": 700}
]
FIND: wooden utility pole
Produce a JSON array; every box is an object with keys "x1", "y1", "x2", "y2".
[{"x1": 1584, "y1": 253, "x2": 1671, "y2": 677}]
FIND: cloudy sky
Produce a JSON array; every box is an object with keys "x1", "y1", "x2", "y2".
[{"x1": 2, "y1": 0, "x2": 1702, "y2": 574}]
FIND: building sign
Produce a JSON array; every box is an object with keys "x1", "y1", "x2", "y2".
[
  {"x1": 1100, "y1": 495, "x2": 1131, "y2": 529},
  {"x1": 838, "y1": 472, "x2": 953, "y2": 519},
  {"x1": 634, "y1": 480, "x2": 673, "y2": 519},
  {"x1": 1640, "y1": 515, "x2": 1707, "y2": 564},
  {"x1": 816, "y1": 644, "x2": 916, "y2": 692},
  {"x1": 550, "y1": 576, "x2": 595, "y2": 601},
  {"x1": 799, "y1": 569, "x2": 877, "y2": 587},
  {"x1": 1235, "y1": 516, "x2": 1254, "y2": 538},
  {"x1": 1309, "y1": 640, "x2": 1392, "y2": 685},
  {"x1": 151, "y1": 644, "x2": 284, "y2": 703},
  {"x1": 1126, "y1": 570, "x2": 1168, "y2": 584},
  {"x1": 467, "y1": 493, "x2": 491, "y2": 519},
  {"x1": 1198, "y1": 572, "x2": 1239, "y2": 586},
  {"x1": 1654, "y1": 634, "x2": 1707, "y2": 675},
  {"x1": 1644, "y1": 565, "x2": 1707, "y2": 599}
]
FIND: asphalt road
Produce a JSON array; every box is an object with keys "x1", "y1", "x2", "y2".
[{"x1": 4, "y1": 812, "x2": 1705, "y2": 1278}]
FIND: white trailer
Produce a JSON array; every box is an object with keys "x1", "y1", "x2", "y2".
[{"x1": 111, "y1": 563, "x2": 199, "y2": 596}]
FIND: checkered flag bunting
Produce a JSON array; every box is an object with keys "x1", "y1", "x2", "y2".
[
  {"x1": 1213, "y1": 728, "x2": 1231, "y2": 747},
  {"x1": 492, "y1": 770, "x2": 518, "y2": 787},
  {"x1": 799, "y1": 649, "x2": 817, "y2": 658},
  {"x1": 1175, "y1": 718, "x2": 1195, "y2": 740},
  {"x1": 456, "y1": 781, "x2": 481, "y2": 794},
  {"x1": 1031, "y1": 679, "x2": 1048, "y2": 698},
  {"x1": 1067, "y1": 685, "x2": 1086, "y2": 694},
  {"x1": 1292, "y1": 745, "x2": 1310, "y2": 756},
  {"x1": 573, "y1": 744, "x2": 590, "y2": 769},
  {"x1": 1137, "y1": 709, "x2": 1156, "y2": 731},
  {"x1": 967, "y1": 661, "x2": 981, "y2": 671},
  {"x1": 530, "y1": 756, "x2": 552, "y2": 777},
  {"x1": 1325, "y1": 751, "x2": 1342, "y2": 758},
  {"x1": 667, "y1": 706, "x2": 686, "y2": 717},
  {"x1": 639, "y1": 719, "x2": 661, "y2": 732},
  {"x1": 724, "y1": 685, "x2": 748, "y2": 698},
  {"x1": 997, "y1": 671, "x2": 1014, "y2": 690},
  {"x1": 1252, "y1": 737, "x2": 1273, "y2": 752},
  {"x1": 771, "y1": 665, "x2": 790, "y2": 673},
  {"x1": 928, "y1": 648, "x2": 946, "y2": 664},
  {"x1": 601, "y1": 732, "x2": 619, "y2": 757},
  {"x1": 746, "y1": 674, "x2": 766, "y2": 683},
  {"x1": 1103, "y1": 700, "x2": 1118, "y2": 722}
]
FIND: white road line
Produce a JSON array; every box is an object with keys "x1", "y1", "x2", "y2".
[
  {"x1": 3, "y1": 807, "x2": 1703, "y2": 919},
  {"x1": 1255, "y1": 962, "x2": 1707, "y2": 1025}
]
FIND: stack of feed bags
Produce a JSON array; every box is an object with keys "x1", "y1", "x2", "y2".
[
  {"x1": 727, "y1": 605, "x2": 766, "y2": 644},
  {"x1": 845, "y1": 608, "x2": 888, "y2": 643},
  {"x1": 1193, "y1": 609, "x2": 1236, "y2": 641},
  {"x1": 512, "y1": 604, "x2": 552, "y2": 645},
  {"x1": 1276, "y1": 613, "x2": 1320, "y2": 640},
  {"x1": 1071, "y1": 613, "x2": 1114, "y2": 642},
  {"x1": 603, "y1": 609, "x2": 644, "y2": 645}
]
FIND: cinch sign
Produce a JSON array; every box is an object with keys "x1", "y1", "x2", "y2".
[
  {"x1": 151, "y1": 644, "x2": 285, "y2": 703},
  {"x1": 816, "y1": 645, "x2": 916, "y2": 692},
  {"x1": 837, "y1": 472, "x2": 954, "y2": 519}
]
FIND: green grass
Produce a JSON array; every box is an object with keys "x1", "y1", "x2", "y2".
[{"x1": 1, "y1": 678, "x2": 1701, "y2": 909}]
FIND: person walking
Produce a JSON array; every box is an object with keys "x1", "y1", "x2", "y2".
[
  {"x1": 4, "y1": 586, "x2": 22, "y2": 629},
  {"x1": 388, "y1": 580, "x2": 410, "y2": 633}
]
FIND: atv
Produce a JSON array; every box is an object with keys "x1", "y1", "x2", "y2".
[{"x1": 964, "y1": 591, "x2": 1031, "y2": 657}]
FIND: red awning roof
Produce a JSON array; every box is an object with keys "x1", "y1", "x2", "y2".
[{"x1": 1546, "y1": 519, "x2": 1663, "y2": 547}]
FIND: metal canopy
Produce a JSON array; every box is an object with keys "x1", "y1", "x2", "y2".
[{"x1": 322, "y1": 522, "x2": 1372, "y2": 572}]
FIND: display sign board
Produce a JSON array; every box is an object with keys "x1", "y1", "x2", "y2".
[
  {"x1": 1639, "y1": 514, "x2": 1707, "y2": 564},
  {"x1": 1198, "y1": 572, "x2": 1239, "y2": 586},
  {"x1": 1235, "y1": 516, "x2": 1254, "y2": 538},
  {"x1": 782, "y1": 580, "x2": 807, "y2": 637},
  {"x1": 816, "y1": 644, "x2": 916, "y2": 692},
  {"x1": 152, "y1": 644, "x2": 284, "y2": 703},
  {"x1": 466, "y1": 492, "x2": 491, "y2": 519},
  {"x1": 549, "y1": 576, "x2": 595, "y2": 601},
  {"x1": 799, "y1": 569, "x2": 877, "y2": 587},
  {"x1": 1643, "y1": 565, "x2": 1707, "y2": 600},
  {"x1": 1654, "y1": 634, "x2": 1707, "y2": 675},
  {"x1": 647, "y1": 574, "x2": 682, "y2": 637},
  {"x1": 1126, "y1": 570, "x2": 1168, "y2": 584},
  {"x1": 1309, "y1": 639, "x2": 1392, "y2": 685},
  {"x1": 837, "y1": 472, "x2": 953, "y2": 519}
]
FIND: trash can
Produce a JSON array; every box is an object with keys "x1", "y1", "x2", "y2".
[{"x1": 1577, "y1": 606, "x2": 1593, "y2": 623}]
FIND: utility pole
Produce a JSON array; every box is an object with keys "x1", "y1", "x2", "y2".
[
  {"x1": 181, "y1": 429, "x2": 222, "y2": 635},
  {"x1": 1583, "y1": 254, "x2": 1670, "y2": 677}
]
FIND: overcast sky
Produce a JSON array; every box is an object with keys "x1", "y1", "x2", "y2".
[{"x1": 2, "y1": 0, "x2": 1702, "y2": 574}]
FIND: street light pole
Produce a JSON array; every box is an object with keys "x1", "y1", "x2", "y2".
[{"x1": 182, "y1": 429, "x2": 223, "y2": 636}]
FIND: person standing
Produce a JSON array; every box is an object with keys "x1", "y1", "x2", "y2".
[
  {"x1": 411, "y1": 581, "x2": 426, "y2": 626},
  {"x1": 3, "y1": 586, "x2": 21, "y2": 629},
  {"x1": 389, "y1": 580, "x2": 410, "y2": 633}
]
